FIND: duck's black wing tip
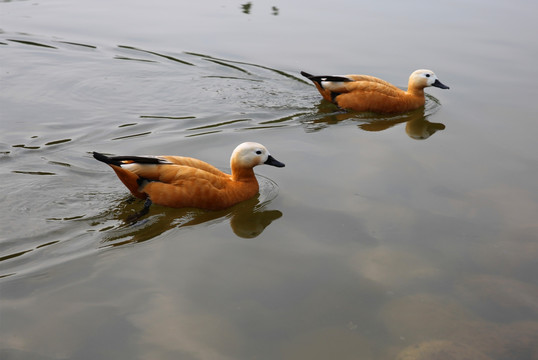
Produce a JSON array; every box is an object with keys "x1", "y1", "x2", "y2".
[
  {"x1": 300, "y1": 71, "x2": 314, "y2": 79},
  {"x1": 300, "y1": 71, "x2": 352, "y2": 85},
  {"x1": 92, "y1": 152, "x2": 166, "y2": 166},
  {"x1": 93, "y1": 151, "x2": 113, "y2": 164}
]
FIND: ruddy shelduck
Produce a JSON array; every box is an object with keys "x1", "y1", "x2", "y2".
[
  {"x1": 301, "y1": 69, "x2": 449, "y2": 114},
  {"x1": 93, "y1": 142, "x2": 285, "y2": 218}
]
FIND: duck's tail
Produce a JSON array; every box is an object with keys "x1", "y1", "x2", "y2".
[
  {"x1": 93, "y1": 151, "x2": 117, "y2": 165},
  {"x1": 301, "y1": 71, "x2": 352, "y2": 102},
  {"x1": 93, "y1": 152, "x2": 162, "y2": 200},
  {"x1": 300, "y1": 71, "x2": 352, "y2": 85},
  {"x1": 93, "y1": 152, "x2": 166, "y2": 166},
  {"x1": 300, "y1": 71, "x2": 314, "y2": 79}
]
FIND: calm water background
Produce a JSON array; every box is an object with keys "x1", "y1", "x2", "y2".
[{"x1": 1, "y1": 0, "x2": 538, "y2": 359}]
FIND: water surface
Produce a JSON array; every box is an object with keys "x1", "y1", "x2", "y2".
[{"x1": 1, "y1": 0, "x2": 538, "y2": 359}]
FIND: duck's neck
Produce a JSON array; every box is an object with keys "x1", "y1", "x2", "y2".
[
  {"x1": 407, "y1": 88, "x2": 424, "y2": 97},
  {"x1": 407, "y1": 83, "x2": 425, "y2": 97},
  {"x1": 231, "y1": 166, "x2": 256, "y2": 182}
]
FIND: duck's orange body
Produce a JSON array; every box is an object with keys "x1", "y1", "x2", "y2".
[
  {"x1": 301, "y1": 69, "x2": 449, "y2": 114},
  {"x1": 93, "y1": 142, "x2": 284, "y2": 211}
]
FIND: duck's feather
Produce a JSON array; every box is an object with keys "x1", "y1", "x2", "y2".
[
  {"x1": 301, "y1": 69, "x2": 448, "y2": 114},
  {"x1": 323, "y1": 76, "x2": 404, "y2": 97},
  {"x1": 92, "y1": 142, "x2": 283, "y2": 211}
]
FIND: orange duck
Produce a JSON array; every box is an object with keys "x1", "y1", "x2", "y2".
[
  {"x1": 93, "y1": 142, "x2": 285, "y2": 218},
  {"x1": 301, "y1": 69, "x2": 449, "y2": 114}
]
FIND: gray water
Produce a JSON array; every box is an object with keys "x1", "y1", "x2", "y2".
[{"x1": 1, "y1": 0, "x2": 538, "y2": 359}]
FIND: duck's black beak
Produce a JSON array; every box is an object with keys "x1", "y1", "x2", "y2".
[
  {"x1": 432, "y1": 79, "x2": 450, "y2": 89},
  {"x1": 264, "y1": 155, "x2": 285, "y2": 168}
]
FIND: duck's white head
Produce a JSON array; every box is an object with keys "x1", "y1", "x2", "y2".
[
  {"x1": 231, "y1": 142, "x2": 285, "y2": 169},
  {"x1": 409, "y1": 69, "x2": 450, "y2": 89}
]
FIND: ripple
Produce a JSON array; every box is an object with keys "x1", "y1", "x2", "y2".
[
  {"x1": 257, "y1": 174, "x2": 281, "y2": 206},
  {"x1": 185, "y1": 130, "x2": 222, "y2": 137},
  {"x1": 118, "y1": 45, "x2": 195, "y2": 66},
  {"x1": 44, "y1": 138, "x2": 72, "y2": 146},
  {"x1": 0, "y1": 250, "x2": 32, "y2": 262},
  {"x1": 7, "y1": 39, "x2": 57, "y2": 49},
  {"x1": 203, "y1": 58, "x2": 252, "y2": 74},
  {"x1": 187, "y1": 118, "x2": 251, "y2": 130},
  {"x1": 12, "y1": 170, "x2": 56, "y2": 175},
  {"x1": 12, "y1": 144, "x2": 40, "y2": 150},
  {"x1": 114, "y1": 56, "x2": 158, "y2": 63},
  {"x1": 111, "y1": 132, "x2": 152, "y2": 141},
  {"x1": 139, "y1": 115, "x2": 196, "y2": 120},
  {"x1": 56, "y1": 41, "x2": 97, "y2": 49}
]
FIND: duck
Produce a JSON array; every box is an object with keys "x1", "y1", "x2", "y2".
[
  {"x1": 93, "y1": 142, "x2": 285, "y2": 218},
  {"x1": 301, "y1": 69, "x2": 449, "y2": 114}
]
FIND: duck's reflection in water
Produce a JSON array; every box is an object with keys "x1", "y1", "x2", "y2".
[
  {"x1": 358, "y1": 112, "x2": 445, "y2": 140},
  {"x1": 98, "y1": 180, "x2": 282, "y2": 246},
  {"x1": 303, "y1": 94, "x2": 445, "y2": 140}
]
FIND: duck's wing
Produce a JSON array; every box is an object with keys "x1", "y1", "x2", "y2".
[
  {"x1": 301, "y1": 71, "x2": 404, "y2": 101},
  {"x1": 124, "y1": 161, "x2": 242, "y2": 209},
  {"x1": 94, "y1": 153, "x2": 228, "y2": 180},
  {"x1": 323, "y1": 75, "x2": 404, "y2": 98},
  {"x1": 93, "y1": 152, "x2": 231, "y2": 201},
  {"x1": 301, "y1": 72, "x2": 349, "y2": 100},
  {"x1": 93, "y1": 152, "x2": 167, "y2": 198},
  {"x1": 160, "y1": 156, "x2": 227, "y2": 177},
  {"x1": 141, "y1": 163, "x2": 230, "y2": 188}
]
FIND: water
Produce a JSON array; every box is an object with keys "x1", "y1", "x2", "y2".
[{"x1": 2, "y1": 0, "x2": 538, "y2": 359}]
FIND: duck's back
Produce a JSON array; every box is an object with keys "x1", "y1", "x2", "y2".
[
  {"x1": 324, "y1": 75, "x2": 404, "y2": 98},
  {"x1": 160, "y1": 156, "x2": 228, "y2": 177},
  {"x1": 346, "y1": 75, "x2": 400, "y2": 90}
]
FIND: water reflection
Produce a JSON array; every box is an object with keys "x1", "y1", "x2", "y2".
[
  {"x1": 240, "y1": 2, "x2": 279, "y2": 15},
  {"x1": 98, "y1": 177, "x2": 282, "y2": 245},
  {"x1": 302, "y1": 94, "x2": 445, "y2": 140},
  {"x1": 382, "y1": 293, "x2": 538, "y2": 359},
  {"x1": 241, "y1": 2, "x2": 252, "y2": 14}
]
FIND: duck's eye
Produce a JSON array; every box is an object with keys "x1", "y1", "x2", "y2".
[
  {"x1": 425, "y1": 74, "x2": 431, "y2": 77},
  {"x1": 255, "y1": 150, "x2": 262, "y2": 155}
]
